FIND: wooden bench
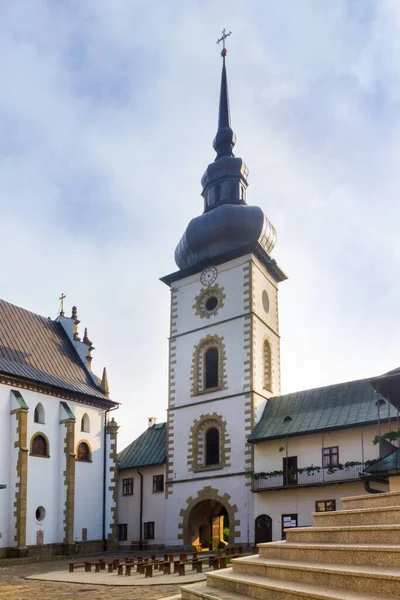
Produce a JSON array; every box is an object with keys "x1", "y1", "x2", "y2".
[
  {"x1": 144, "y1": 564, "x2": 153, "y2": 578},
  {"x1": 130, "y1": 540, "x2": 149, "y2": 550},
  {"x1": 192, "y1": 560, "x2": 202, "y2": 573},
  {"x1": 161, "y1": 561, "x2": 171, "y2": 574},
  {"x1": 68, "y1": 561, "x2": 86, "y2": 573}
]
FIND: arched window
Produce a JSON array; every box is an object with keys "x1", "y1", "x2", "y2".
[
  {"x1": 81, "y1": 413, "x2": 90, "y2": 433},
  {"x1": 263, "y1": 339, "x2": 272, "y2": 391},
  {"x1": 76, "y1": 442, "x2": 91, "y2": 462},
  {"x1": 34, "y1": 403, "x2": 45, "y2": 424},
  {"x1": 214, "y1": 184, "x2": 221, "y2": 204},
  {"x1": 31, "y1": 434, "x2": 48, "y2": 457},
  {"x1": 205, "y1": 347, "x2": 219, "y2": 389},
  {"x1": 205, "y1": 428, "x2": 220, "y2": 466}
]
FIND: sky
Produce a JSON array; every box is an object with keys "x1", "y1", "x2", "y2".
[{"x1": 1, "y1": 0, "x2": 400, "y2": 450}]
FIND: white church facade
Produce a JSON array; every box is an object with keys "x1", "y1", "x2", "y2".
[
  {"x1": 117, "y1": 47, "x2": 400, "y2": 549},
  {"x1": 0, "y1": 299, "x2": 119, "y2": 558}
]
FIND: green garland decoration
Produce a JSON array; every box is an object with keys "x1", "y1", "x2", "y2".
[{"x1": 252, "y1": 459, "x2": 378, "y2": 480}]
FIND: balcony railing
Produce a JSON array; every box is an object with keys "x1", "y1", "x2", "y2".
[{"x1": 253, "y1": 463, "x2": 365, "y2": 492}]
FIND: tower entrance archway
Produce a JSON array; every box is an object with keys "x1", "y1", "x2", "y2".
[
  {"x1": 178, "y1": 487, "x2": 239, "y2": 549},
  {"x1": 188, "y1": 499, "x2": 228, "y2": 550}
]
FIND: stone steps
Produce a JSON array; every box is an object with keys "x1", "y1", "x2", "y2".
[
  {"x1": 259, "y1": 540, "x2": 400, "y2": 567},
  {"x1": 181, "y1": 571, "x2": 399, "y2": 600},
  {"x1": 178, "y1": 490, "x2": 400, "y2": 599},
  {"x1": 229, "y1": 556, "x2": 400, "y2": 596},
  {"x1": 312, "y1": 505, "x2": 400, "y2": 527},
  {"x1": 341, "y1": 490, "x2": 400, "y2": 511},
  {"x1": 286, "y1": 523, "x2": 400, "y2": 544}
]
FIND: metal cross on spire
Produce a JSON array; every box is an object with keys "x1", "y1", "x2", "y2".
[
  {"x1": 59, "y1": 292, "x2": 66, "y2": 317},
  {"x1": 217, "y1": 28, "x2": 232, "y2": 56}
]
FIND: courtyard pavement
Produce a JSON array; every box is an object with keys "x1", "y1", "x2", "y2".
[{"x1": 0, "y1": 555, "x2": 182, "y2": 600}]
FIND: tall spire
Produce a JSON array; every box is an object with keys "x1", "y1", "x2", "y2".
[{"x1": 213, "y1": 29, "x2": 236, "y2": 160}]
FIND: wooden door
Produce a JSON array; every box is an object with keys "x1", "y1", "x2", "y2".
[{"x1": 255, "y1": 514, "x2": 272, "y2": 544}]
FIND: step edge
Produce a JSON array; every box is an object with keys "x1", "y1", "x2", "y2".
[
  {"x1": 231, "y1": 557, "x2": 400, "y2": 579},
  {"x1": 205, "y1": 571, "x2": 397, "y2": 599},
  {"x1": 313, "y1": 505, "x2": 400, "y2": 517}
]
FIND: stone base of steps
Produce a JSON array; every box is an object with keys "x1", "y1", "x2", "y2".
[
  {"x1": 181, "y1": 571, "x2": 399, "y2": 600},
  {"x1": 259, "y1": 540, "x2": 400, "y2": 567},
  {"x1": 286, "y1": 523, "x2": 400, "y2": 544},
  {"x1": 342, "y1": 490, "x2": 400, "y2": 510},
  {"x1": 312, "y1": 505, "x2": 400, "y2": 527},
  {"x1": 230, "y1": 556, "x2": 400, "y2": 596}
]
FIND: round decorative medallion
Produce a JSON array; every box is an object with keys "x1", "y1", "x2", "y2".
[
  {"x1": 262, "y1": 289, "x2": 270, "y2": 314},
  {"x1": 200, "y1": 266, "x2": 218, "y2": 286},
  {"x1": 194, "y1": 285, "x2": 226, "y2": 319}
]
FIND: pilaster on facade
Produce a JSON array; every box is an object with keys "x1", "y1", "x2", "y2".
[
  {"x1": 59, "y1": 401, "x2": 76, "y2": 546},
  {"x1": 105, "y1": 417, "x2": 119, "y2": 547},
  {"x1": 10, "y1": 390, "x2": 29, "y2": 552}
]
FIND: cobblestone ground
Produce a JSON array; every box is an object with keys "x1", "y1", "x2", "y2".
[{"x1": 0, "y1": 558, "x2": 180, "y2": 600}]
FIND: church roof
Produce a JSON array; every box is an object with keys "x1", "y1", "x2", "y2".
[
  {"x1": 249, "y1": 377, "x2": 390, "y2": 443},
  {"x1": 118, "y1": 422, "x2": 166, "y2": 470},
  {"x1": 0, "y1": 298, "x2": 113, "y2": 402}
]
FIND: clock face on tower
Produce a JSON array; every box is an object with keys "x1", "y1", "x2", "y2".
[{"x1": 200, "y1": 266, "x2": 218, "y2": 286}]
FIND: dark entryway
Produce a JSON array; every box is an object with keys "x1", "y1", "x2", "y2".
[
  {"x1": 254, "y1": 514, "x2": 272, "y2": 544},
  {"x1": 283, "y1": 456, "x2": 298, "y2": 485}
]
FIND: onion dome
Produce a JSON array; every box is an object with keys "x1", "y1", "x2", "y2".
[{"x1": 174, "y1": 40, "x2": 277, "y2": 270}]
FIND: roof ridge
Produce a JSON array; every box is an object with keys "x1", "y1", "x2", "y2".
[
  {"x1": 271, "y1": 375, "x2": 381, "y2": 401},
  {"x1": 0, "y1": 297, "x2": 51, "y2": 323}
]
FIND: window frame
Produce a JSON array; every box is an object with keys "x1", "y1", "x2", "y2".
[
  {"x1": 322, "y1": 446, "x2": 339, "y2": 468},
  {"x1": 204, "y1": 346, "x2": 219, "y2": 390},
  {"x1": 205, "y1": 427, "x2": 220, "y2": 466},
  {"x1": 122, "y1": 478, "x2": 134, "y2": 496},
  {"x1": 76, "y1": 441, "x2": 92, "y2": 462},
  {"x1": 30, "y1": 433, "x2": 50, "y2": 458},
  {"x1": 117, "y1": 524, "x2": 128, "y2": 541},
  {"x1": 143, "y1": 521, "x2": 155, "y2": 540},
  {"x1": 152, "y1": 474, "x2": 164, "y2": 493},
  {"x1": 315, "y1": 499, "x2": 336, "y2": 512}
]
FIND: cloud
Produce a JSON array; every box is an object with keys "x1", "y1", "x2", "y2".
[{"x1": 1, "y1": 0, "x2": 400, "y2": 449}]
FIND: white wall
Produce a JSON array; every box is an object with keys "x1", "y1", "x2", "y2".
[
  {"x1": 253, "y1": 423, "x2": 385, "y2": 541},
  {"x1": 0, "y1": 383, "x2": 114, "y2": 549},
  {"x1": 74, "y1": 407, "x2": 104, "y2": 542},
  {"x1": 117, "y1": 466, "x2": 166, "y2": 546},
  {"x1": 255, "y1": 481, "x2": 368, "y2": 541}
]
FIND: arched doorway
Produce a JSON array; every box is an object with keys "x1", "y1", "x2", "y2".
[
  {"x1": 255, "y1": 514, "x2": 272, "y2": 544},
  {"x1": 187, "y1": 500, "x2": 228, "y2": 551}
]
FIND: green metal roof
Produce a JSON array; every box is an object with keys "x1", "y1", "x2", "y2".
[
  {"x1": 249, "y1": 377, "x2": 391, "y2": 443},
  {"x1": 364, "y1": 448, "x2": 400, "y2": 474},
  {"x1": 118, "y1": 422, "x2": 166, "y2": 470}
]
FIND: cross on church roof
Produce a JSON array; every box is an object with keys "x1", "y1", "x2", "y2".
[
  {"x1": 217, "y1": 28, "x2": 232, "y2": 56},
  {"x1": 59, "y1": 292, "x2": 66, "y2": 317}
]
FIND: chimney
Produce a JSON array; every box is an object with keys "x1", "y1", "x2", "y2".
[{"x1": 148, "y1": 417, "x2": 157, "y2": 428}]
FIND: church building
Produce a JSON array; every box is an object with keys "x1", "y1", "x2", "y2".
[{"x1": 0, "y1": 299, "x2": 119, "y2": 558}]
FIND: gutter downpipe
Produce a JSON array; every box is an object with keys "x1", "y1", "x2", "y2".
[
  {"x1": 103, "y1": 404, "x2": 119, "y2": 551},
  {"x1": 138, "y1": 468, "x2": 144, "y2": 550}
]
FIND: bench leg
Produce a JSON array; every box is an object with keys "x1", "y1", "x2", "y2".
[{"x1": 69, "y1": 565, "x2": 73, "y2": 573}]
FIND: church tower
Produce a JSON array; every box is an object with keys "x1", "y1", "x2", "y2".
[{"x1": 161, "y1": 34, "x2": 287, "y2": 548}]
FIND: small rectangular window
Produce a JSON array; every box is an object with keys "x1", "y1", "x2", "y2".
[
  {"x1": 122, "y1": 478, "x2": 134, "y2": 496},
  {"x1": 152, "y1": 474, "x2": 164, "y2": 493},
  {"x1": 117, "y1": 524, "x2": 128, "y2": 541},
  {"x1": 322, "y1": 446, "x2": 339, "y2": 468},
  {"x1": 315, "y1": 500, "x2": 336, "y2": 512},
  {"x1": 143, "y1": 521, "x2": 155, "y2": 540},
  {"x1": 82, "y1": 528, "x2": 87, "y2": 541}
]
